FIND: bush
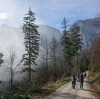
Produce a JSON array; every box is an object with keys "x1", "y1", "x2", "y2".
[{"x1": 12, "y1": 95, "x2": 31, "y2": 99}]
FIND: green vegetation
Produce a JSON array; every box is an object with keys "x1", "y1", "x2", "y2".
[
  {"x1": 89, "y1": 71, "x2": 100, "y2": 88},
  {"x1": 30, "y1": 77, "x2": 69, "y2": 99},
  {"x1": 0, "y1": 77, "x2": 69, "y2": 99},
  {"x1": 79, "y1": 51, "x2": 89, "y2": 72}
]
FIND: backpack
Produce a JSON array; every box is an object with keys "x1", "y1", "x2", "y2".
[{"x1": 72, "y1": 76, "x2": 75, "y2": 81}]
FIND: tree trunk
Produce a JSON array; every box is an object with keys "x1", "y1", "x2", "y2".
[
  {"x1": 10, "y1": 67, "x2": 13, "y2": 89},
  {"x1": 76, "y1": 55, "x2": 78, "y2": 73},
  {"x1": 67, "y1": 62, "x2": 70, "y2": 77},
  {"x1": 29, "y1": 25, "x2": 31, "y2": 84}
]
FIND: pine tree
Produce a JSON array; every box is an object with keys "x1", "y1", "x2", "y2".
[
  {"x1": 61, "y1": 17, "x2": 72, "y2": 75},
  {"x1": 22, "y1": 8, "x2": 40, "y2": 83},
  {"x1": 70, "y1": 24, "x2": 83, "y2": 72}
]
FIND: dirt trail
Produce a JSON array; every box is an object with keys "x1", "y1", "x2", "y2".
[{"x1": 40, "y1": 74, "x2": 96, "y2": 99}]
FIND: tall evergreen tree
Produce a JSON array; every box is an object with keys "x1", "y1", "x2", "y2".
[
  {"x1": 22, "y1": 8, "x2": 40, "y2": 83},
  {"x1": 70, "y1": 24, "x2": 83, "y2": 72},
  {"x1": 61, "y1": 17, "x2": 72, "y2": 75}
]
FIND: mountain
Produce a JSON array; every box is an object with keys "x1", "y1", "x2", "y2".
[
  {"x1": 0, "y1": 24, "x2": 62, "y2": 59},
  {"x1": 70, "y1": 18, "x2": 100, "y2": 48},
  {"x1": 38, "y1": 25, "x2": 61, "y2": 40},
  {"x1": 1, "y1": 18, "x2": 100, "y2": 59}
]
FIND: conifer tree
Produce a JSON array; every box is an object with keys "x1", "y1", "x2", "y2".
[
  {"x1": 70, "y1": 24, "x2": 83, "y2": 72},
  {"x1": 22, "y1": 8, "x2": 40, "y2": 83},
  {"x1": 61, "y1": 17, "x2": 72, "y2": 75}
]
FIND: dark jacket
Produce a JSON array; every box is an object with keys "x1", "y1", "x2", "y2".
[{"x1": 80, "y1": 74, "x2": 84, "y2": 82}]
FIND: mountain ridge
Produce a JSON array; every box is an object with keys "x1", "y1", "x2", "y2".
[{"x1": 70, "y1": 18, "x2": 100, "y2": 48}]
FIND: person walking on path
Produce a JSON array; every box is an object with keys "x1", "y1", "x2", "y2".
[
  {"x1": 77, "y1": 72, "x2": 80, "y2": 82},
  {"x1": 71, "y1": 74, "x2": 76, "y2": 89},
  {"x1": 79, "y1": 73, "x2": 84, "y2": 89}
]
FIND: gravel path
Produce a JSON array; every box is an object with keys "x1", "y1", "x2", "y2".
[{"x1": 40, "y1": 76, "x2": 96, "y2": 99}]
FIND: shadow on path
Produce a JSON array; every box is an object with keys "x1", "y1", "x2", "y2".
[
  {"x1": 83, "y1": 89, "x2": 100, "y2": 95},
  {"x1": 48, "y1": 92, "x2": 94, "y2": 99}
]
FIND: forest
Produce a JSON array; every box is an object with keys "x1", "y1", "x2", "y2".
[{"x1": 0, "y1": 8, "x2": 99, "y2": 99}]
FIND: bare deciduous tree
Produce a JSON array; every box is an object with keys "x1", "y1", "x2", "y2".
[
  {"x1": 5, "y1": 46, "x2": 21, "y2": 89},
  {"x1": 40, "y1": 36, "x2": 51, "y2": 82}
]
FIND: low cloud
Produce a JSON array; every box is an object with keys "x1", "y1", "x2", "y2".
[{"x1": 0, "y1": 13, "x2": 7, "y2": 19}]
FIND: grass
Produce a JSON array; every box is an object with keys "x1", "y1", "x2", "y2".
[
  {"x1": 89, "y1": 71, "x2": 100, "y2": 88},
  {"x1": 30, "y1": 77, "x2": 70, "y2": 99},
  {"x1": 0, "y1": 77, "x2": 70, "y2": 99}
]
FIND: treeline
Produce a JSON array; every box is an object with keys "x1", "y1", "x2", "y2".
[
  {"x1": 0, "y1": 8, "x2": 89, "y2": 99},
  {"x1": 89, "y1": 38, "x2": 100, "y2": 87},
  {"x1": 20, "y1": 8, "x2": 85, "y2": 86}
]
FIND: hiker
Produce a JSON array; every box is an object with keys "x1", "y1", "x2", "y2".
[
  {"x1": 71, "y1": 74, "x2": 76, "y2": 89},
  {"x1": 77, "y1": 73, "x2": 80, "y2": 82},
  {"x1": 79, "y1": 73, "x2": 84, "y2": 89}
]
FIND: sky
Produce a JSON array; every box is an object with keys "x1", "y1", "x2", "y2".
[{"x1": 0, "y1": 0, "x2": 100, "y2": 31}]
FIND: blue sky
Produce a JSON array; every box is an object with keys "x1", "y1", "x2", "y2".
[{"x1": 0, "y1": 0, "x2": 100, "y2": 31}]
